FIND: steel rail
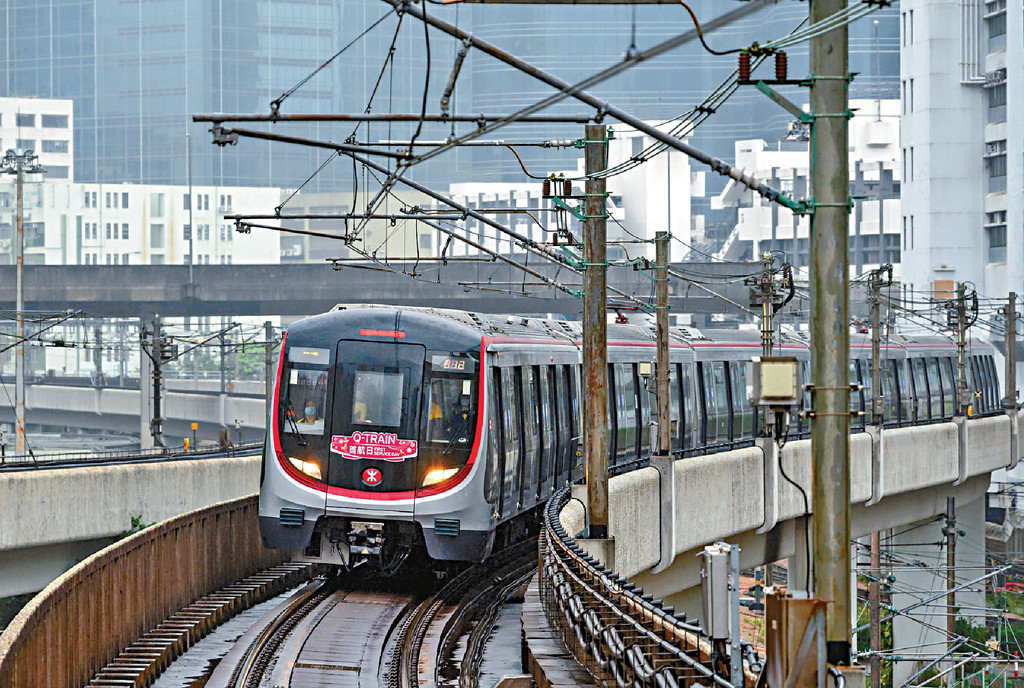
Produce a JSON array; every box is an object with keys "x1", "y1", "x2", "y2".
[{"x1": 232, "y1": 578, "x2": 334, "y2": 688}]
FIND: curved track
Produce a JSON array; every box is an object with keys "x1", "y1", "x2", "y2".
[{"x1": 216, "y1": 543, "x2": 537, "y2": 688}]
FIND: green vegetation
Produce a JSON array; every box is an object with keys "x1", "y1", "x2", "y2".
[{"x1": 120, "y1": 514, "x2": 155, "y2": 539}]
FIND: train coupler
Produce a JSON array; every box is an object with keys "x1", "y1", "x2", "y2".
[{"x1": 347, "y1": 521, "x2": 385, "y2": 556}]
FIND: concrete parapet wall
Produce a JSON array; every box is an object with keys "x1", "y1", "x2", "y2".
[
  {"x1": 579, "y1": 414, "x2": 1023, "y2": 584},
  {"x1": 0, "y1": 456, "x2": 260, "y2": 552}
]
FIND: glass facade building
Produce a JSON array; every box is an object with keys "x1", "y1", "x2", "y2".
[{"x1": 0, "y1": 0, "x2": 898, "y2": 192}]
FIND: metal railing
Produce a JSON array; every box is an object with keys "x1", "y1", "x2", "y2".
[
  {"x1": 0, "y1": 494, "x2": 286, "y2": 688},
  {"x1": 539, "y1": 487, "x2": 761, "y2": 688},
  {"x1": 0, "y1": 441, "x2": 262, "y2": 470}
]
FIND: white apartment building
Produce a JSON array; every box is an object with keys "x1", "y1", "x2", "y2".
[
  {"x1": 0, "y1": 97, "x2": 74, "y2": 182},
  {"x1": 713, "y1": 99, "x2": 902, "y2": 278},
  {"x1": 899, "y1": 0, "x2": 1023, "y2": 306},
  {"x1": 0, "y1": 180, "x2": 283, "y2": 266}
]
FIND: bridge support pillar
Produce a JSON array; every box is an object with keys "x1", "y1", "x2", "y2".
[
  {"x1": 890, "y1": 494, "x2": 986, "y2": 686},
  {"x1": 650, "y1": 454, "x2": 676, "y2": 574}
]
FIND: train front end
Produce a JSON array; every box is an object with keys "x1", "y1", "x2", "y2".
[{"x1": 258, "y1": 308, "x2": 492, "y2": 572}]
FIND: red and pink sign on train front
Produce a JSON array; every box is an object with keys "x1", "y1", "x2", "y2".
[{"x1": 330, "y1": 432, "x2": 418, "y2": 462}]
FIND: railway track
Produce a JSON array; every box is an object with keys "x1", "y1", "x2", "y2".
[{"x1": 208, "y1": 541, "x2": 537, "y2": 688}]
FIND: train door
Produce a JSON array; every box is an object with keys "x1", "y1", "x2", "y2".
[
  {"x1": 499, "y1": 367, "x2": 522, "y2": 519},
  {"x1": 911, "y1": 358, "x2": 929, "y2": 421},
  {"x1": 327, "y1": 340, "x2": 425, "y2": 512}
]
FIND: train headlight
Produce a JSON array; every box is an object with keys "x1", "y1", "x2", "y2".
[
  {"x1": 422, "y1": 467, "x2": 459, "y2": 487},
  {"x1": 288, "y1": 457, "x2": 322, "y2": 481}
]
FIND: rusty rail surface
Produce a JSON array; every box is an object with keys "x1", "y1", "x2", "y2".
[
  {"x1": 539, "y1": 488, "x2": 762, "y2": 688},
  {"x1": 0, "y1": 494, "x2": 286, "y2": 688}
]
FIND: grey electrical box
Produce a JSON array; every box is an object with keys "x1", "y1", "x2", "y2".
[
  {"x1": 751, "y1": 356, "x2": 801, "y2": 407},
  {"x1": 700, "y1": 543, "x2": 730, "y2": 640}
]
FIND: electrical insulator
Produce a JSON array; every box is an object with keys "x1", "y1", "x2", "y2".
[
  {"x1": 563, "y1": 179, "x2": 572, "y2": 197},
  {"x1": 775, "y1": 51, "x2": 788, "y2": 81},
  {"x1": 542, "y1": 178, "x2": 552, "y2": 198},
  {"x1": 738, "y1": 52, "x2": 751, "y2": 81}
]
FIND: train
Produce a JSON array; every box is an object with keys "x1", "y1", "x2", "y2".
[{"x1": 258, "y1": 305, "x2": 1001, "y2": 572}]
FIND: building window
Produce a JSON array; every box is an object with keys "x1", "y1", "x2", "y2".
[
  {"x1": 40, "y1": 114, "x2": 68, "y2": 128},
  {"x1": 106, "y1": 254, "x2": 111, "y2": 265},
  {"x1": 15, "y1": 113, "x2": 35, "y2": 127},
  {"x1": 16, "y1": 139, "x2": 34, "y2": 151},
  {"x1": 122, "y1": 253, "x2": 129, "y2": 265},
  {"x1": 91, "y1": 191, "x2": 97, "y2": 208},
  {"x1": 219, "y1": 194, "x2": 232, "y2": 211},
  {"x1": 41, "y1": 140, "x2": 68, "y2": 153},
  {"x1": 183, "y1": 194, "x2": 190, "y2": 210},
  {"x1": 986, "y1": 211, "x2": 1007, "y2": 262},
  {"x1": 105, "y1": 192, "x2": 111, "y2": 208},
  {"x1": 112, "y1": 193, "x2": 118, "y2": 209},
  {"x1": 105, "y1": 223, "x2": 111, "y2": 240},
  {"x1": 183, "y1": 224, "x2": 191, "y2": 240},
  {"x1": 184, "y1": 254, "x2": 191, "y2": 265},
  {"x1": 122, "y1": 192, "x2": 129, "y2": 209},
  {"x1": 986, "y1": 140, "x2": 1007, "y2": 192},
  {"x1": 987, "y1": 82, "x2": 1006, "y2": 122},
  {"x1": 151, "y1": 223, "x2": 164, "y2": 248},
  {"x1": 150, "y1": 193, "x2": 164, "y2": 217},
  {"x1": 47, "y1": 165, "x2": 68, "y2": 179},
  {"x1": 121, "y1": 223, "x2": 128, "y2": 240},
  {"x1": 986, "y1": 5, "x2": 1007, "y2": 52}
]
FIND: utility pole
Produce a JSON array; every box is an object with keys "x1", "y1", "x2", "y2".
[
  {"x1": 143, "y1": 315, "x2": 166, "y2": 448},
  {"x1": 867, "y1": 264, "x2": 891, "y2": 688},
  {"x1": 1, "y1": 149, "x2": 44, "y2": 456},
  {"x1": 655, "y1": 231, "x2": 671, "y2": 458},
  {"x1": 583, "y1": 124, "x2": 609, "y2": 540},
  {"x1": 809, "y1": 0, "x2": 852, "y2": 668},
  {"x1": 956, "y1": 283, "x2": 969, "y2": 416},
  {"x1": 1004, "y1": 292, "x2": 1017, "y2": 410},
  {"x1": 943, "y1": 497, "x2": 957, "y2": 681},
  {"x1": 94, "y1": 324, "x2": 103, "y2": 385},
  {"x1": 746, "y1": 253, "x2": 794, "y2": 437},
  {"x1": 264, "y1": 320, "x2": 275, "y2": 421}
]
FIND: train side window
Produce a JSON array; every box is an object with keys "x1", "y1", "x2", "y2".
[
  {"x1": 637, "y1": 363, "x2": 651, "y2": 457},
  {"x1": 712, "y1": 361, "x2": 729, "y2": 443},
  {"x1": 939, "y1": 358, "x2": 955, "y2": 417},
  {"x1": 731, "y1": 361, "x2": 753, "y2": 440},
  {"x1": 895, "y1": 360, "x2": 911, "y2": 424},
  {"x1": 911, "y1": 358, "x2": 929, "y2": 421},
  {"x1": 499, "y1": 367, "x2": 521, "y2": 515},
  {"x1": 668, "y1": 364, "x2": 680, "y2": 453},
  {"x1": 520, "y1": 367, "x2": 540, "y2": 503},
  {"x1": 555, "y1": 365, "x2": 572, "y2": 484},
  {"x1": 538, "y1": 366, "x2": 555, "y2": 497},
  {"x1": 969, "y1": 356, "x2": 982, "y2": 413},
  {"x1": 484, "y1": 370, "x2": 502, "y2": 506},
  {"x1": 682, "y1": 363, "x2": 696, "y2": 451},
  {"x1": 860, "y1": 359, "x2": 874, "y2": 424},
  {"x1": 881, "y1": 363, "x2": 897, "y2": 425},
  {"x1": 697, "y1": 362, "x2": 712, "y2": 446},
  {"x1": 926, "y1": 358, "x2": 942, "y2": 419},
  {"x1": 988, "y1": 356, "x2": 999, "y2": 409},
  {"x1": 850, "y1": 361, "x2": 863, "y2": 429}
]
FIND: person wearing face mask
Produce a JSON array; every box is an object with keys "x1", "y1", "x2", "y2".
[{"x1": 299, "y1": 401, "x2": 319, "y2": 424}]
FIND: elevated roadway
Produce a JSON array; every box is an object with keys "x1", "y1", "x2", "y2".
[{"x1": 0, "y1": 262, "x2": 751, "y2": 317}]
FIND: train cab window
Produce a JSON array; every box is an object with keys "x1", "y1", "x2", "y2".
[
  {"x1": 970, "y1": 357, "x2": 983, "y2": 413},
  {"x1": 911, "y1": 358, "x2": 929, "y2": 421},
  {"x1": 638, "y1": 364, "x2": 651, "y2": 456},
  {"x1": 893, "y1": 360, "x2": 910, "y2": 424},
  {"x1": 279, "y1": 346, "x2": 331, "y2": 436},
  {"x1": 425, "y1": 375, "x2": 473, "y2": 444},
  {"x1": 484, "y1": 373, "x2": 501, "y2": 505},
  {"x1": 940, "y1": 358, "x2": 955, "y2": 417},
  {"x1": 668, "y1": 365, "x2": 681, "y2": 452},
  {"x1": 537, "y1": 367, "x2": 555, "y2": 496},
  {"x1": 926, "y1": 358, "x2": 942, "y2": 419},
  {"x1": 986, "y1": 356, "x2": 999, "y2": 409},
  {"x1": 354, "y1": 370, "x2": 405, "y2": 427},
  {"x1": 860, "y1": 360, "x2": 874, "y2": 424}
]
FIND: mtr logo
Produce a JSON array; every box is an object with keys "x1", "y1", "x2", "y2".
[{"x1": 361, "y1": 467, "x2": 383, "y2": 486}]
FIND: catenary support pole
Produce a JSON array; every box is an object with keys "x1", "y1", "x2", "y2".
[
  {"x1": 810, "y1": 0, "x2": 852, "y2": 667},
  {"x1": 14, "y1": 161, "x2": 25, "y2": 455},
  {"x1": 869, "y1": 530, "x2": 881, "y2": 688},
  {"x1": 1005, "y1": 292, "x2": 1016, "y2": 409},
  {"x1": 655, "y1": 231, "x2": 671, "y2": 456},
  {"x1": 945, "y1": 497, "x2": 957, "y2": 681},
  {"x1": 584, "y1": 124, "x2": 609, "y2": 539},
  {"x1": 151, "y1": 315, "x2": 164, "y2": 448},
  {"x1": 957, "y1": 283, "x2": 969, "y2": 415}
]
